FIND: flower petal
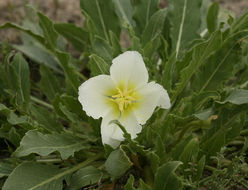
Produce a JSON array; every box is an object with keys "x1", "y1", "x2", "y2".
[
  {"x1": 101, "y1": 113, "x2": 142, "y2": 148},
  {"x1": 110, "y1": 51, "x2": 148, "y2": 87},
  {"x1": 78, "y1": 75, "x2": 115, "y2": 119},
  {"x1": 134, "y1": 82, "x2": 171, "y2": 125}
]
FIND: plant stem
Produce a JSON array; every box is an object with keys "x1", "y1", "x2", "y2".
[{"x1": 31, "y1": 96, "x2": 53, "y2": 110}]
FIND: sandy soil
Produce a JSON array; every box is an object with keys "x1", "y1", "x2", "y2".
[{"x1": 0, "y1": 0, "x2": 247, "y2": 43}]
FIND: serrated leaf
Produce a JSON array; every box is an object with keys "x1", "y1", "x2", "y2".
[
  {"x1": 80, "y1": 0, "x2": 120, "y2": 41},
  {"x1": 133, "y1": 0, "x2": 159, "y2": 35},
  {"x1": 40, "y1": 65, "x2": 62, "y2": 102},
  {"x1": 141, "y1": 9, "x2": 167, "y2": 46},
  {"x1": 206, "y1": 1, "x2": 219, "y2": 34},
  {"x1": 54, "y1": 23, "x2": 88, "y2": 51},
  {"x1": 14, "y1": 130, "x2": 88, "y2": 160},
  {"x1": 168, "y1": 0, "x2": 202, "y2": 58},
  {"x1": 89, "y1": 54, "x2": 110, "y2": 76},
  {"x1": 2, "y1": 162, "x2": 63, "y2": 190},
  {"x1": 67, "y1": 166, "x2": 106, "y2": 190},
  {"x1": 173, "y1": 30, "x2": 222, "y2": 101},
  {"x1": 105, "y1": 147, "x2": 132, "y2": 178},
  {"x1": 154, "y1": 161, "x2": 183, "y2": 190},
  {"x1": 193, "y1": 31, "x2": 248, "y2": 93},
  {"x1": 219, "y1": 89, "x2": 248, "y2": 105}
]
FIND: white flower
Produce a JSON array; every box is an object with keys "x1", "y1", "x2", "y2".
[{"x1": 78, "y1": 51, "x2": 171, "y2": 148}]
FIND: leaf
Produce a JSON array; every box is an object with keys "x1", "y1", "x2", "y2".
[
  {"x1": 0, "y1": 22, "x2": 44, "y2": 44},
  {"x1": 124, "y1": 175, "x2": 152, "y2": 190},
  {"x1": 231, "y1": 10, "x2": 248, "y2": 34},
  {"x1": 132, "y1": 0, "x2": 159, "y2": 35},
  {"x1": 9, "y1": 53, "x2": 30, "y2": 110},
  {"x1": 13, "y1": 43, "x2": 61, "y2": 74},
  {"x1": 154, "y1": 161, "x2": 183, "y2": 190},
  {"x1": 113, "y1": 0, "x2": 135, "y2": 27},
  {"x1": 30, "y1": 104, "x2": 63, "y2": 132},
  {"x1": 174, "y1": 30, "x2": 222, "y2": 101},
  {"x1": 37, "y1": 12, "x2": 58, "y2": 49},
  {"x1": 192, "y1": 31, "x2": 248, "y2": 93},
  {"x1": 14, "y1": 130, "x2": 88, "y2": 160},
  {"x1": 179, "y1": 138, "x2": 199, "y2": 167},
  {"x1": 0, "y1": 162, "x2": 15, "y2": 178},
  {"x1": 162, "y1": 53, "x2": 176, "y2": 93},
  {"x1": 2, "y1": 162, "x2": 63, "y2": 190},
  {"x1": 200, "y1": 107, "x2": 245, "y2": 159},
  {"x1": 194, "y1": 108, "x2": 214, "y2": 120},
  {"x1": 168, "y1": 0, "x2": 202, "y2": 58},
  {"x1": 67, "y1": 166, "x2": 106, "y2": 190},
  {"x1": 92, "y1": 36, "x2": 113, "y2": 62},
  {"x1": 194, "y1": 155, "x2": 206, "y2": 182},
  {"x1": 109, "y1": 31, "x2": 122, "y2": 57},
  {"x1": 206, "y1": 1, "x2": 219, "y2": 34},
  {"x1": 141, "y1": 9, "x2": 167, "y2": 46},
  {"x1": 89, "y1": 54, "x2": 110, "y2": 76},
  {"x1": 54, "y1": 23, "x2": 89, "y2": 51},
  {"x1": 40, "y1": 65, "x2": 62, "y2": 102},
  {"x1": 55, "y1": 51, "x2": 80, "y2": 95},
  {"x1": 219, "y1": 89, "x2": 248, "y2": 105},
  {"x1": 80, "y1": 0, "x2": 120, "y2": 41},
  {"x1": 105, "y1": 147, "x2": 132, "y2": 178}
]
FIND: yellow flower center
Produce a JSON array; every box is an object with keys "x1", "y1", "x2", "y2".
[{"x1": 110, "y1": 87, "x2": 136, "y2": 112}]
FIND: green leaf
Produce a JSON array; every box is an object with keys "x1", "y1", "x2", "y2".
[
  {"x1": 206, "y1": 1, "x2": 219, "y2": 34},
  {"x1": 2, "y1": 162, "x2": 63, "y2": 190},
  {"x1": 194, "y1": 155, "x2": 206, "y2": 182},
  {"x1": 105, "y1": 147, "x2": 132, "y2": 178},
  {"x1": 9, "y1": 53, "x2": 30, "y2": 110},
  {"x1": 109, "y1": 31, "x2": 122, "y2": 57},
  {"x1": 13, "y1": 43, "x2": 61, "y2": 74},
  {"x1": 162, "y1": 53, "x2": 176, "y2": 93},
  {"x1": 37, "y1": 12, "x2": 58, "y2": 49},
  {"x1": 67, "y1": 166, "x2": 106, "y2": 190},
  {"x1": 179, "y1": 138, "x2": 199, "y2": 167},
  {"x1": 154, "y1": 161, "x2": 183, "y2": 190},
  {"x1": 193, "y1": 31, "x2": 248, "y2": 93},
  {"x1": 133, "y1": 0, "x2": 159, "y2": 35},
  {"x1": 30, "y1": 104, "x2": 63, "y2": 132},
  {"x1": 231, "y1": 10, "x2": 248, "y2": 34},
  {"x1": 14, "y1": 130, "x2": 88, "y2": 160},
  {"x1": 124, "y1": 175, "x2": 152, "y2": 190},
  {"x1": 0, "y1": 22, "x2": 44, "y2": 44},
  {"x1": 0, "y1": 162, "x2": 15, "y2": 178},
  {"x1": 219, "y1": 89, "x2": 248, "y2": 105},
  {"x1": 113, "y1": 0, "x2": 134, "y2": 27},
  {"x1": 141, "y1": 9, "x2": 167, "y2": 46},
  {"x1": 168, "y1": 0, "x2": 202, "y2": 58},
  {"x1": 40, "y1": 65, "x2": 62, "y2": 102},
  {"x1": 89, "y1": 54, "x2": 110, "y2": 76},
  {"x1": 54, "y1": 23, "x2": 88, "y2": 52},
  {"x1": 55, "y1": 51, "x2": 80, "y2": 95},
  {"x1": 174, "y1": 30, "x2": 222, "y2": 101},
  {"x1": 80, "y1": 0, "x2": 120, "y2": 41},
  {"x1": 92, "y1": 36, "x2": 113, "y2": 62}
]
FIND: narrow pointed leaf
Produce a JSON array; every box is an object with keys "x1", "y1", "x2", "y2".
[{"x1": 168, "y1": 0, "x2": 202, "y2": 58}]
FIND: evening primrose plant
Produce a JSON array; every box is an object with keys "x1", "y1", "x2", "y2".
[
  {"x1": 0, "y1": 0, "x2": 248, "y2": 189},
  {"x1": 78, "y1": 51, "x2": 170, "y2": 148}
]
